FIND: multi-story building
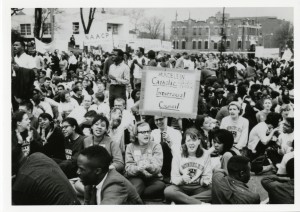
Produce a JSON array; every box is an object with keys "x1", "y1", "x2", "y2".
[
  {"x1": 170, "y1": 11, "x2": 288, "y2": 52},
  {"x1": 11, "y1": 8, "x2": 130, "y2": 50}
]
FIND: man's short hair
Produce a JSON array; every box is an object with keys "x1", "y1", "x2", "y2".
[
  {"x1": 113, "y1": 49, "x2": 124, "y2": 58},
  {"x1": 95, "y1": 92, "x2": 105, "y2": 103},
  {"x1": 84, "y1": 110, "x2": 98, "y2": 118},
  {"x1": 114, "y1": 98, "x2": 125, "y2": 106},
  {"x1": 19, "y1": 100, "x2": 33, "y2": 112},
  {"x1": 265, "y1": 112, "x2": 282, "y2": 128},
  {"x1": 45, "y1": 77, "x2": 51, "y2": 81},
  {"x1": 286, "y1": 158, "x2": 294, "y2": 179},
  {"x1": 79, "y1": 146, "x2": 112, "y2": 172},
  {"x1": 227, "y1": 155, "x2": 250, "y2": 176},
  {"x1": 57, "y1": 84, "x2": 65, "y2": 90},
  {"x1": 14, "y1": 39, "x2": 25, "y2": 48}
]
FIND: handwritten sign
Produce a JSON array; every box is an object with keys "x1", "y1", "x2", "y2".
[
  {"x1": 281, "y1": 48, "x2": 293, "y2": 61},
  {"x1": 139, "y1": 67, "x2": 200, "y2": 119}
]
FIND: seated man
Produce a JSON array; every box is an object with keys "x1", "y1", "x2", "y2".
[
  {"x1": 12, "y1": 139, "x2": 80, "y2": 205},
  {"x1": 150, "y1": 116, "x2": 182, "y2": 183},
  {"x1": 261, "y1": 158, "x2": 294, "y2": 204},
  {"x1": 212, "y1": 155, "x2": 260, "y2": 204},
  {"x1": 68, "y1": 95, "x2": 93, "y2": 125},
  {"x1": 77, "y1": 145, "x2": 143, "y2": 205}
]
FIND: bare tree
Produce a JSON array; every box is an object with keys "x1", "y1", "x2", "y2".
[
  {"x1": 34, "y1": 8, "x2": 42, "y2": 39},
  {"x1": 106, "y1": 8, "x2": 144, "y2": 32},
  {"x1": 11, "y1": 8, "x2": 24, "y2": 16},
  {"x1": 273, "y1": 21, "x2": 294, "y2": 51},
  {"x1": 40, "y1": 8, "x2": 63, "y2": 39},
  {"x1": 141, "y1": 16, "x2": 163, "y2": 39},
  {"x1": 80, "y1": 8, "x2": 96, "y2": 34}
]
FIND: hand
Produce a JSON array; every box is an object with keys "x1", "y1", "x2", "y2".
[
  {"x1": 109, "y1": 164, "x2": 116, "y2": 170},
  {"x1": 182, "y1": 174, "x2": 191, "y2": 184},
  {"x1": 27, "y1": 126, "x2": 33, "y2": 142},
  {"x1": 12, "y1": 63, "x2": 20, "y2": 71},
  {"x1": 15, "y1": 129, "x2": 23, "y2": 144},
  {"x1": 162, "y1": 132, "x2": 171, "y2": 144}
]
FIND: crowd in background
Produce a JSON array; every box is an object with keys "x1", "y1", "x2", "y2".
[{"x1": 11, "y1": 38, "x2": 294, "y2": 205}]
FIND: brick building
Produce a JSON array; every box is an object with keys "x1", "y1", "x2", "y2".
[{"x1": 170, "y1": 11, "x2": 288, "y2": 53}]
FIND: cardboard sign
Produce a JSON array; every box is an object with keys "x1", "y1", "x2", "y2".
[
  {"x1": 139, "y1": 67, "x2": 200, "y2": 119},
  {"x1": 281, "y1": 48, "x2": 293, "y2": 61}
]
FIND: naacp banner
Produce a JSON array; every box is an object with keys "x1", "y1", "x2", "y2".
[{"x1": 139, "y1": 67, "x2": 200, "y2": 119}]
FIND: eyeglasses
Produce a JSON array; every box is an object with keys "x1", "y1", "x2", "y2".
[
  {"x1": 137, "y1": 130, "x2": 151, "y2": 135},
  {"x1": 61, "y1": 125, "x2": 71, "y2": 129}
]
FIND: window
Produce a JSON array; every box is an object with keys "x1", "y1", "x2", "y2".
[
  {"x1": 214, "y1": 42, "x2": 218, "y2": 49},
  {"x1": 20, "y1": 24, "x2": 31, "y2": 35},
  {"x1": 176, "y1": 41, "x2": 179, "y2": 49},
  {"x1": 182, "y1": 40, "x2": 186, "y2": 49},
  {"x1": 198, "y1": 28, "x2": 202, "y2": 35},
  {"x1": 205, "y1": 41, "x2": 208, "y2": 49},
  {"x1": 238, "y1": 41, "x2": 242, "y2": 49},
  {"x1": 173, "y1": 41, "x2": 176, "y2": 49},
  {"x1": 107, "y1": 24, "x2": 118, "y2": 34},
  {"x1": 193, "y1": 28, "x2": 197, "y2": 36},
  {"x1": 226, "y1": 41, "x2": 230, "y2": 48},
  {"x1": 192, "y1": 41, "x2": 196, "y2": 49},
  {"x1": 173, "y1": 28, "x2": 178, "y2": 35},
  {"x1": 43, "y1": 23, "x2": 51, "y2": 35},
  {"x1": 198, "y1": 41, "x2": 201, "y2": 49},
  {"x1": 182, "y1": 28, "x2": 186, "y2": 35},
  {"x1": 72, "y1": 22, "x2": 79, "y2": 34}
]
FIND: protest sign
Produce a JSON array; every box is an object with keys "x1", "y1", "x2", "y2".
[
  {"x1": 35, "y1": 38, "x2": 69, "y2": 54},
  {"x1": 139, "y1": 67, "x2": 200, "y2": 119},
  {"x1": 83, "y1": 31, "x2": 113, "y2": 52},
  {"x1": 255, "y1": 46, "x2": 279, "y2": 58},
  {"x1": 281, "y1": 48, "x2": 293, "y2": 61}
]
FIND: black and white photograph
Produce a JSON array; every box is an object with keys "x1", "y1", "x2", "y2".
[{"x1": 1, "y1": 0, "x2": 299, "y2": 211}]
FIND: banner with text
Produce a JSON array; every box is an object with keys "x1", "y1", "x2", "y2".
[
  {"x1": 83, "y1": 32, "x2": 113, "y2": 52},
  {"x1": 139, "y1": 67, "x2": 200, "y2": 119},
  {"x1": 255, "y1": 46, "x2": 279, "y2": 58}
]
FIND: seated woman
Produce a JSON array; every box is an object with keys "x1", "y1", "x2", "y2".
[
  {"x1": 74, "y1": 114, "x2": 124, "y2": 201},
  {"x1": 164, "y1": 128, "x2": 212, "y2": 204},
  {"x1": 210, "y1": 128, "x2": 240, "y2": 171},
  {"x1": 58, "y1": 90, "x2": 79, "y2": 119},
  {"x1": 83, "y1": 114, "x2": 124, "y2": 172},
  {"x1": 60, "y1": 117, "x2": 85, "y2": 179},
  {"x1": 38, "y1": 113, "x2": 66, "y2": 160},
  {"x1": 12, "y1": 111, "x2": 43, "y2": 157},
  {"x1": 125, "y1": 122, "x2": 165, "y2": 199}
]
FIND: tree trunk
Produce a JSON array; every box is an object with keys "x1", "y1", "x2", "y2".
[
  {"x1": 80, "y1": 8, "x2": 96, "y2": 34},
  {"x1": 34, "y1": 8, "x2": 42, "y2": 39}
]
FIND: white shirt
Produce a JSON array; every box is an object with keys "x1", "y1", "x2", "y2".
[
  {"x1": 133, "y1": 56, "x2": 148, "y2": 79},
  {"x1": 151, "y1": 126, "x2": 182, "y2": 158},
  {"x1": 247, "y1": 122, "x2": 269, "y2": 153},
  {"x1": 95, "y1": 173, "x2": 108, "y2": 205},
  {"x1": 14, "y1": 52, "x2": 35, "y2": 69},
  {"x1": 89, "y1": 103, "x2": 110, "y2": 119},
  {"x1": 68, "y1": 106, "x2": 90, "y2": 125},
  {"x1": 58, "y1": 98, "x2": 79, "y2": 115},
  {"x1": 68, "y1": 55, "x2": 77, "y2": 65},
  {"x1": 108, "y1": 62, "x2": 130, "y2": 85}
]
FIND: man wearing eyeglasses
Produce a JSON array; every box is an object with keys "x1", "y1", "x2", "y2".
[{"x1": 151, "y1": 116, "x2": 182, "y2": 183}]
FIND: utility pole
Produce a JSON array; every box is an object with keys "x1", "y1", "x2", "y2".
[
  {"x1": 242, "y1": 19, "x2": 245, "y2": 51},
  {"x1": 163, "y1": 23, "x2": 165, "y2": 41},
  {"x1": 50, "y1": 8, "x2": 54, "y2": 41},
  {"x1": 220, "y1": 7, "x2": 226, "y2": 55}
]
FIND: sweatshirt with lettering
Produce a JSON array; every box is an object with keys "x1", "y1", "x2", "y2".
[
  {"x1": 125, "y1": 141, "x2": 163, "y2": 178},
  {"x1": 171, "y1": 150, "x2": 212, "y2": 186}
]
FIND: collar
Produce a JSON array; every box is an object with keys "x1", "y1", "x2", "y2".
[
  {"x1": 227, "y1": 176, "x2": 248, "y2": 188},
  {"x1": 95, "y1": 172, "x2": 108, "y2": 190}
]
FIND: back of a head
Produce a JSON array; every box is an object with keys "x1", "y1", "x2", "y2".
[
  {"x1": 265, "y1": 112, "x2": 282, "y2": 128},
  {"x1": 227, "y1": 155, "x2": 250, "y2": 177},
  {"x1": 80, "y1": 146, "x2": 112, "y2": 173},
  {"x1": 286, "y1": 158, "x2": 294, "y2": 179}
]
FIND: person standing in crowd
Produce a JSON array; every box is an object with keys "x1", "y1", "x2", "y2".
[
  {"x1": 164, "y1": 128, "x2": 212, "y2": 204},
  {"x1": 212, "y1": 156, "x2": 260, "y2": 204},
  {"x1": 77, "y1": 146, "x2": 143, "y2": 205},
  {"x1": 132, "y1": 47, "x2": 147, "y2": 88},
  {"x1": 125, "y1": 122, "x2": 165, "y2": 200},
  {"x1": 68, "y1": 51, "x2": 78, "y2": 72},
  {"x1": 151, "y1": 116, "x2": 182, "y2": 183},
  {"x1": 108, "y1": 49, "x2": 130, "y2": 108},
  {"x1": 220, "y1": 101, "x2": 249, "y2": 150},
  {"x1": 12, "y1": 140, "x2": 80, "y2": 205},
  {"x1": 70, "y1": 35, "x2": 76, "y2": 47}
]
